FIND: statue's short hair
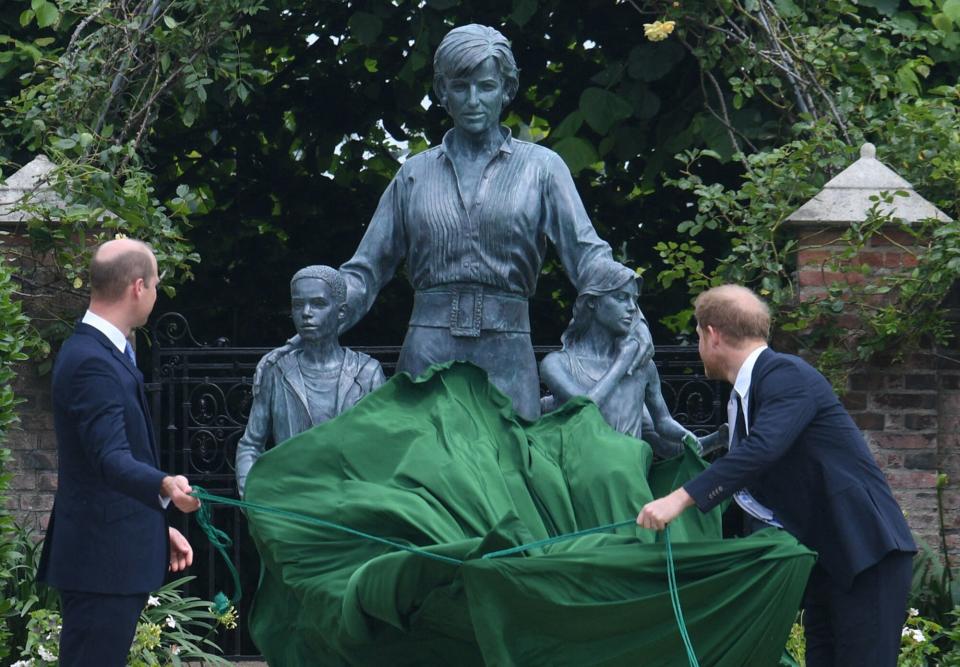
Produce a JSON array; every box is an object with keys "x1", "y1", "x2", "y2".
[
  {"x1": 290, "y1": 265, "x2": 346, "y2": 304},
  {"x1": 89, "y1": 240, "x2": 154, "y2": 302},
  {"x1": 433, "y1": 24, "x2": 519, "y2": 107},
  {"x1": 694, "y1": 285, "x2": 770, "y2": 343}
]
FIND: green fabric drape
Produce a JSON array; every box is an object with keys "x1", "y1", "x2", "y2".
[{"x1": 244, "y1": 362, "x2": 815, "y2": 666}]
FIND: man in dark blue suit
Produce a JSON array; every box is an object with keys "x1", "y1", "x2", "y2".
[
  {"x1": 38, "y1": 238, "x2": 201, "y2": 666},
  {"x1": 638, "y1": 284, "x2": 916, "y2": 667}
]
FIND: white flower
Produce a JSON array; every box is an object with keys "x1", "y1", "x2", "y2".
[
  {"x1": 165, "y1": 615, "x2": 177, "y2": 629},
  {"x1": 170, "y1": 645, "x2": 181, "y2": 656},
  {"x1": 37, "y1": 645, "x2": 56, "y2": 662},
  {"x1": 908, "y1": 607, "x2": 919, "y2": 617},
  {"x1": 147, "y1": 595, "x2": 161, "y2": 607},
  {"x1": 11, "y1": 659, "x2": 34, "y2": 667},
  {"x1": 902, "y1": 626, "x2": 925, "y2": 642}
]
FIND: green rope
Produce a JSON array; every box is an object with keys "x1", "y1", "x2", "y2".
[
  {"x1": 191, "y1": 487, "x2": 699, "y2": 666},
  {"x1": 191, "y1": 487, "x2": 464, "y2": 568},
  {"x1": 481, "y1": 519, "x2": 637, "y2": 559},
  {"x1": 194, "y1": 491, "x2": 242, "y2": 613},
  {"x1": 665, "y1": 525, "x2": 699, "y2": 667}
]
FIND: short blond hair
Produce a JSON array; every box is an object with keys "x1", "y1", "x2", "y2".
[{"x1": 694, "y1": 285, "x2": 770, "y2": 343}]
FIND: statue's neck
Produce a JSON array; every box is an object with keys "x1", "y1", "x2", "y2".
[
  {"x1": 576, "y1": 322, "x2": 617, "y2": 359},
  {"x1": 299, "y1": 340, "x2": 344, "y2": 369},
  {"x1": 448, "y1": 126, "x2": 503, "y2": 160}
]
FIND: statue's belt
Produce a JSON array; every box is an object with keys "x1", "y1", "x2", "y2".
[{"x1": 410, "y1": 286, "x2": 530, "y2": 337}]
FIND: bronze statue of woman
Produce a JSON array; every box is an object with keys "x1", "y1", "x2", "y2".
[{"x1": 273, "y1": 25, "x2": 650, "y2": 420}]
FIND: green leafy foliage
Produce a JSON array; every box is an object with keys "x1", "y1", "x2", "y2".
[
  {"x1": 652, "y1": 1, "x2": 960, "y2": 384},
  {"x1": 0, "y1": 522, "x2": 58, "y2": 661},
  {"x1": 0, "y1": 0, "x2": 266, "y2": 332},
  {"x1": 0, "y1": 245, "x2": 44, "y2": 661},
  {"x1": 7, "y1": 574, "x2": 233, "y2": 666}
]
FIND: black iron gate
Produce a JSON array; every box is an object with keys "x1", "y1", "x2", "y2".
[{"x1": 146, "y1": 312, "x2": 725, "y2": 658}]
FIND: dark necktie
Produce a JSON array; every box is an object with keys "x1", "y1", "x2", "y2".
[{"x1": 732, "y1": 392, "x2": 747, "y2": 448}]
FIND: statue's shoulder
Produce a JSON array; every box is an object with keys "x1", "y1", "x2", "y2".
[
  {"x1": 401, "y1": 146, "x2": 443, "y2": 170},
  {"x1": 342, "y1": 347, "x2": 386, "y2": 390},
  {"x1": 251, "y1": 346, "x2": 291, "y2": 392},
  {"x1": 342, "y1": 347, "x2": 383, "y2": 374},
  {"x1": 508, "y1": 137, "x2": 564, "y2": 165},
  {"x1": 540, "y1": 347, "x2": 572, "y2": 375}
]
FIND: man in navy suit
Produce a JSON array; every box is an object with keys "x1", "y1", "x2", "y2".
[
  {"x1": 637, "y1": 284, "x2": 915, "y2": 667},
  {"x1": 38, "y1": 238, "x2": 201, "y2": 666}
]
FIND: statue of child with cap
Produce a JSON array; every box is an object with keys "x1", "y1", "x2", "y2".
[{"x1": 540, "y1": 264, "x2": 726, "y2": 458}]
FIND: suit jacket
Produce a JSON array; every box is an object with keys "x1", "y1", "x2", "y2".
[
  {"x1": 684, "y1": 348, "x2": 915, "y2": 589},
  {"x1": 235, "y1": 347, "x2": 385, "y2": 494},
  {"x1": 38, "y1": 322, "x2": 169, "y2": 594}
]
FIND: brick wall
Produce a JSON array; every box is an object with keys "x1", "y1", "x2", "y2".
[
  {"x1": 795, "y1": 222, "x2": 958, "y2": 567},
  {"x1": 936, "y1": 362, "x2": 960, "y2": 565},
  {"x1": 3, "y1": 223, "x2": 83, "y2": 533},
  {"x1": 7, "y1": 363, "x2": 57, "y2": 532}
]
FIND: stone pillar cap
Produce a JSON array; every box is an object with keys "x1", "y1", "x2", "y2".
[
  {"x1": 786, "y1": 143, "x2": 951, "y2": 225},
  {"x1": 0, "y1": 154, "x2": 62, "y2": 223}
]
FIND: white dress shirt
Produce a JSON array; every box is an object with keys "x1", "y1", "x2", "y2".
[
  {"x1": 729, "y1": 344, "x2": 782, "y2": 528},
  {"x1": 81, "y1": 310, "x2": 128, "y2": 354}
]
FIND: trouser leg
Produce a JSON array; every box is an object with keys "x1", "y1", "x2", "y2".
[
  {"x1": 803, "y1": 551, "x2": 912, "y2": 667},
  {"x1": 59, "y1": 589, "x2": 147, "y2": 667},
  {"x1": 801, "y1": 567, "x2": 834, "y2": 666}
]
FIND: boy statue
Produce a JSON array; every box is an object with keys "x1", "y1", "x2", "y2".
[{"x1": 235, "y1": 266, "x2": 385, "y2": 496}]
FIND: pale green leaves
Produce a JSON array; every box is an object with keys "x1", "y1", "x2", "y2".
[
  {"x1": 944, "y1": 0, "x2": 960, "y2": 23},
  {"x1": 20, "y1": 0, "x2": 60, "y2": 29}
]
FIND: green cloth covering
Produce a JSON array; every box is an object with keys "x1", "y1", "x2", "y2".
[{"x1": 244, "y1": 362, "x2": 815, "y2": 666}]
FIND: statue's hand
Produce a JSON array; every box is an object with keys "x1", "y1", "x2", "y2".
[
  {"x1": 253, "y1": 334, "x2": 303, "y2": 385},
  {"x1": 615, "y1": 335, "x2": 641, "y2": 364},
  {"x1": 697, "y1": 424, "x2": 729, "y2": 456},
  {"x1": 625, "y1": 316, "x2": 654, "y2": 376}
]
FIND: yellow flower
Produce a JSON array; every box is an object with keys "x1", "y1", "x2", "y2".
[
  {"x1": 216, "y1": 604, "x2": 238, "y2": 630},
  {"x1": 72, "y1": 277, "x2": 83, "y2": 289},
  {"x1": 643, "y1": 20, "x2": 676, "y2": 42},
  {"x1": 114, "y1": 232, "x2": 127, "y2": 239}
]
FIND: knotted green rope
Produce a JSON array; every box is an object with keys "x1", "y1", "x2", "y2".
[{"x1": 190, "y1": 487, "x2": 698, "y2": 666}]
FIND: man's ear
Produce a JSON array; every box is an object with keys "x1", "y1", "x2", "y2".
[{"x1": 704, "y1": 324, "x2": 722, "y2": 347}]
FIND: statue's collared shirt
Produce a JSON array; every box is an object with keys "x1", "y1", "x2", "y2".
[{"x1": 339, "y1": 126, "x2": 617, "y2": 326}]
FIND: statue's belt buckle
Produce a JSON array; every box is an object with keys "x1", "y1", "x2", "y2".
[{"x1": 450, "y1": 287, "x2": 483, "y2": 337}]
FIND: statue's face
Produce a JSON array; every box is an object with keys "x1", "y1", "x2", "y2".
[
  {"x1": 291, "y1": 278, "x2": 341, "y2": 342},
  {"x1": 442, "y1": 57, "x2": 506, "y2": 137},
  {"x1": 593, "y1": 282, "x2": 639, "y2": 337}
]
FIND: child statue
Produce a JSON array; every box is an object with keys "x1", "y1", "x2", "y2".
[
  {"x1": 235, "y1": 266, "x2": 385, "y2": 496},
  {"x1": 540, "y1": 264, "x2": 724, "y2": 458}
]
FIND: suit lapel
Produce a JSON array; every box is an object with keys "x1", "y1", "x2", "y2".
[
  {"x1": 75, "y1": 323, "x2": 159, "y2": 464},
  {"x1": 746, "y1": 348, "x2": 775, "y2": 430}
]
